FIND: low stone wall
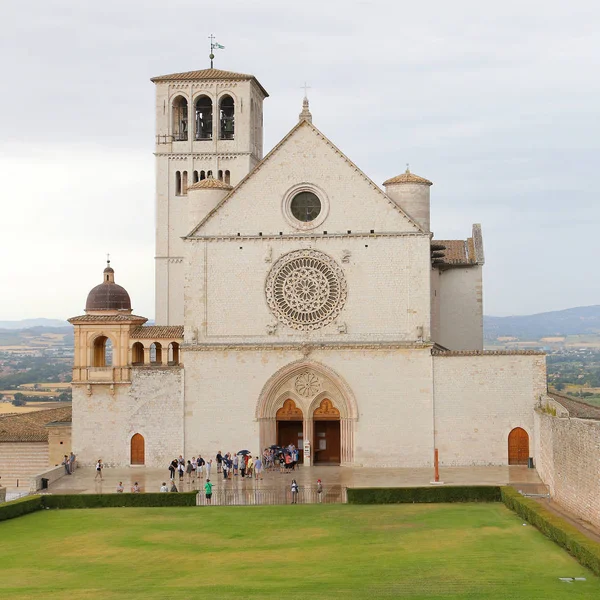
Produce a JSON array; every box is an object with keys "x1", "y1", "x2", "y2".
[
  {"x1": 535, "y1": 408, "x2": 600, "y2": 529},
  {"x1": 29, "y1": 462, "x2": 77, "y2": 493}
]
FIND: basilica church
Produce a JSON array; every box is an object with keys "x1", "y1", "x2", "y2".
[{"x1": 69, "y1": 67, "x2": 546, "y2": 468}]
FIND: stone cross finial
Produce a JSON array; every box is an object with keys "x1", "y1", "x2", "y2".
[{"x1": 299, "y1": 97, "x2": 312, "y2": 123}]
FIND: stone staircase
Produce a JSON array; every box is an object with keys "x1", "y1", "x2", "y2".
[{"x1": 0, "y1": 442, "x2": 50, "y2": 489}]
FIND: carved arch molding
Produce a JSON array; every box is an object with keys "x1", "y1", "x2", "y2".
[{"x1": 256, "y1": 361, "x2": 357, "y2": 465}]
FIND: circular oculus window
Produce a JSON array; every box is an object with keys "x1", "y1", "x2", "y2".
[
  {"x1": 290, "y1": 191, "x2": 321, "y2": 222},
  {"x1": 282, "y1": 184, "x2": 329, "y2": 230}
]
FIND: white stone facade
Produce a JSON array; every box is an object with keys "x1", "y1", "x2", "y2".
[{"x1": 70, "y1": 67, "x2": 546, "y2": 470}]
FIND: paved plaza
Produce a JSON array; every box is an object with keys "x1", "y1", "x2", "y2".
[{"x1": 42, "y1": 464, "x2": 544, "y2": 497}]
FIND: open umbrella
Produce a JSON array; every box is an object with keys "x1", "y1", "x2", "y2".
[
  {"x1": 237, "y1": 450, "x2": 251, "y2": 455},
  {"x1": 269, "y1": 445, "x2": 282, "y2": 450}
]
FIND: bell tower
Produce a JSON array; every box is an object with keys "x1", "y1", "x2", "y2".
[{"x1": 151, "y1": 67, "x2": 269, "y2": 325}]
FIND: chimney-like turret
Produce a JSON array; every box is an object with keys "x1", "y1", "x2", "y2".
[{"x1": 383, "y1": 167, "x2": 433, "y2": 232}]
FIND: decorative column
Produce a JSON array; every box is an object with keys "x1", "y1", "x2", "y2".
[
  {"x1": 340, "y1": 418, "x2": 354, "y2": 466},
  {"x1": 303, "y1": 417, "x2": 313, "y2": 467},
  {"x1": 259, "y1": 418, "x2": 276, "y2": 452}
]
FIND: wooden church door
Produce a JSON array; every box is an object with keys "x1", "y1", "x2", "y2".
[
  {"x1": 508, "y1": 428, "x2": 529, "y2": 465},
  {"x1": 131, "y1": 433, "x2": 145, "y2": 465}
]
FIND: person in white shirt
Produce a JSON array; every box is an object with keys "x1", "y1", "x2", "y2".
[
  {"x1": 94, "y1": 459, "x2": 103, "y2": 480},
  {"x1": 160, "y1": 482, "x2": 169, "y2": 492},
  {"x1": 116, "y1": 481, "x2": 124, "y2": 493}
]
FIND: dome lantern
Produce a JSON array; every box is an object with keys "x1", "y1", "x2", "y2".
[{"x1": 85, "y1": 261, "x2": 132, "y2": 313}]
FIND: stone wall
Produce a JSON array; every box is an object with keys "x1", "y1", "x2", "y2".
[
  {"x1": 72, "y1": 367, "x2": 184, "y2": 468},
  {"x1": 433, "y1": 353, "x2": 546, "y2": 465},
  {"x1": 535, "y1": 409, "x2": 600, "y2": 529},
  {"x1": 47, "y1": 424, "x2": 72, "y2": 467},
  {"x1": 0, "y1": 442, "x2": 49, "y2": 488},
  {"x1": 434, "y1": 266, "x2": 483, "y2": 351}
]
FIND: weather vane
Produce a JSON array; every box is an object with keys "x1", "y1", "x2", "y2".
[{"x1": 209, "y1": 34, "x2": 225, "y2": 68}]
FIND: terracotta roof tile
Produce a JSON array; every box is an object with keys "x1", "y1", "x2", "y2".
[
  {"x1": 0, "y1": 406, "x2": 72, "y2": 442},
  {"x1": 130, "y1": 326, "x2": 184, "y2": 340},
  {"x1": 188, "y1": 178, "x2": 233, "y2": 191},
  {"x1": 68, "y1": 314, "x2": 148, "y2": 324},
  {"x1": 383, "y1": 171, "x2": 433, "y2": 186},
  {"x1": 150, "y1": 68, "x2": 269, "y2": 97}
]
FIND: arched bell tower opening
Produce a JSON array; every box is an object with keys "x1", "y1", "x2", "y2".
[
  {"x1": 256, "y1": 361, "x2": 357, "y2": 466},
  {"x1": 172, "y1": 95, "x2": 188, "y2": 141},
  {"x1": 195, "y1": 95, "x2": 213, "y2": 140},
  {"x1": 219, "y1": 95, "x2": 235, "y2": 140}
]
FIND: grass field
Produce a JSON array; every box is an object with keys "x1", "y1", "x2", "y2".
[{"x1": 1, "y1": 504, "x2": 598, "y2": 599}]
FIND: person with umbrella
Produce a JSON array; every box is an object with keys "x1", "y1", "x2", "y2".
[{"x1": 237, "y1": 450, "x2": 250, "y2": 477}]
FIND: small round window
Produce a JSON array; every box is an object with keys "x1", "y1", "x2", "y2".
[{"x1": 290, "y1": 191, "x2": 321, "y2": 222}]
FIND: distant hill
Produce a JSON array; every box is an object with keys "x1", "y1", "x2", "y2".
[
  {"x1": 484, "y1": 306, "x2": 600, "y2": 340},
  {"x1": 0, "y1": 319, "x2": 69, "y2": 330}
]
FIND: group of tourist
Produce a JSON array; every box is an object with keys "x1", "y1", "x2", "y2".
[
  {"x1": 61, "y1": 452, "x2": 76, "y2": 475},
  {"x1": 167, "y1": 446, "x2": 302, "y2": 484}
]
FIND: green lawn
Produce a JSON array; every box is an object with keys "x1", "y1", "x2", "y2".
[{"x1": 1, "y1": 504, "x2": 598, "y2": 599}]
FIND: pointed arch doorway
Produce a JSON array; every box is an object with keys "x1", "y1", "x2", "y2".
[
  {"x1": 256, "y1": 361, "x2": 358, "y2": 466},
  {"x1": 276, "y1": 399, "x2": 304, "y2": 463}
]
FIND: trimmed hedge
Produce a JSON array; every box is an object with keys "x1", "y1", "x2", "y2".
[
  {"x1": 0, "y1": 495, "x2": 43, "y2": 522},
  {"x1": 40, "y1": 492, "x2": 198, "y2": 509},
  {"x1": 501, "y1": 486, "x2": 600, "y2": 576},
  {"x1": 347, "y1": 485, "x2": 501, "y2": 504}
]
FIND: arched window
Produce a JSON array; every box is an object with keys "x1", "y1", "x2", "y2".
[
  {"x1": 193, "y1": 170, "x2": 199, "y2": 183},
  {"x1": 200, "y1": 170, "x2": 206, "y2": 180},
  {"x1": 195, "y1": 95, "x2": 213, "y2": 140},
  {"x1": 182, "y1": 171, "x2": 188, "y2": 195},
  {"x1": 175, "y1": 171, "x2": 182, "y2": 196},
  {"x1": 219, "y1": 95, "x2": 234, "y2": 140},
  {"x1": 92, "y1": 336, "x2": 112, "y2": 367},
  {"x1": 224, "y1": 170, "x2": 231, "y2": 184},
  {"x1": 218, "y1": 169, "x2": 223, "y2": 181},
  {"x1": 168, "y1": 342, "x2": 180, "y2": 365},
  {"x1": 150, "y1": 342, "x2": 163, "y2": 364},
  {"x1": 132, "y1": 342, "x2": 144, "y2": 365},
  {"x1": 207, "y1": 170, "x2": 213, "y2": 178},
  {"x1": 172, "y1": 96, "x2": 188, "y2": 141}
]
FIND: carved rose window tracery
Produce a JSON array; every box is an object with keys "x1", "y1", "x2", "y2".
[
  {"x1": 295, "y1": 372, "x2": 321, "y2": 397},
  {"x1": 265, "y1": 250, "x2": 347, "y2": 331}
]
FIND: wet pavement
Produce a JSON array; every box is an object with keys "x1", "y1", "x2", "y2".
[{"x1": 43, "y1": 464, "x2": 543, "y2": 496}]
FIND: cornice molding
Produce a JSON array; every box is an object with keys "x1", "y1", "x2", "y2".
[
  {"x1": 186, "y1": 231, "x2": 429, "y2": 241},
  {"x1": 183, "y1": 341, "x2": 433, "y2": 352}
]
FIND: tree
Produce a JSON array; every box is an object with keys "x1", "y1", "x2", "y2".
[
  {"x1": 12, "y1": 392, "x2": 26, "y2": 407},
  {"x1": 554, "y1": 382, "x2": 565, "y2": 391}
]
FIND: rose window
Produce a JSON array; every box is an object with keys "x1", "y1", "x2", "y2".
[{"x1": 265, "y1": 250, "x2": 347, "y2": 331}]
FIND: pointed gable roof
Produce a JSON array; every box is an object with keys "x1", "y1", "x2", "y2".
[
  {"x1": 150, "y1": 68, "x2": 269, "y2": 97},
  {"x1": 187, "y1": 119, "x2": 424, "y2": 237}
]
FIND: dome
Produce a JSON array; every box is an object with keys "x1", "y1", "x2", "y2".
[
  {"x1": 85, "y1": 262, "x2": 132, "y2": 312},
  {"x1": 383, "y1": 167, "x2": 432, "y2": 187}
]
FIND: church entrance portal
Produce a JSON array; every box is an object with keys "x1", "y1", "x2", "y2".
[
  {"x1": 130, "y1": 433, "x2": 145, "y2": 465},
  {"x1": 508, "y1": 427, "x2": 529, "y2": 465},
  {"x1": 276, "y1": 399, "x2": 304, "y2": 463},
  {"x1": 313, "y1": 399, "x2": 341, "y2": 465},
  {"x1": 257, "y1": 362, "x2": 357, "y2": 466}
]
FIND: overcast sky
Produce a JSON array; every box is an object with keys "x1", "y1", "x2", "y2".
[{"x1": 0, "y1": 0, "x2": 598, "y2": 320}]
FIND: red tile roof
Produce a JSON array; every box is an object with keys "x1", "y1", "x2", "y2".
[
  {"x1": 130, "y1": 326, "x2": 184, "y2": 340},
  {"x1": 0, "y1": 406, "x2": 72, "y2": 442}
]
